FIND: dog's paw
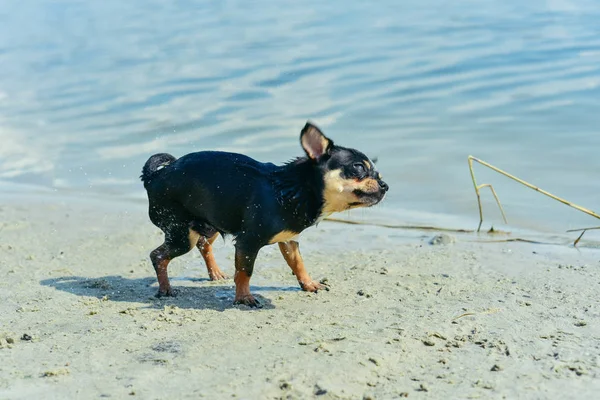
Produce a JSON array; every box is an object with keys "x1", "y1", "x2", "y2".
[
  {"x1": 156, "y1": 288, "x2": 179, "y2": 298},
  {"x1": 299, "y1": 279, "x2": 329, "y2": 293},
  {"x1": 233, "y1": 294, "x2": 262, "y2": 308},
  {"x1": 208, "y1": 269, "x2": 229, "y2": 281}
]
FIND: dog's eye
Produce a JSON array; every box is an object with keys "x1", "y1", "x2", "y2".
[{"x1": 353, "y1": 163, "x2": 366, "y2": 174}]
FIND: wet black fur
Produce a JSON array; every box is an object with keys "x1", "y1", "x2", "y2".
[
  {"x1": 141, "y1": 122, "x2": 387, "y2": 280},
  {"x1": 141, "y1": 151, "x2": 327, "y2": 245}
]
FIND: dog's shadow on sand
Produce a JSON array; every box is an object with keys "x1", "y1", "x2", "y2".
[{"x1": 39, "y1": 275, "x2": 300, "y2": 311}]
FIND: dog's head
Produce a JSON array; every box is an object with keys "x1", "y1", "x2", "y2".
[{"x1": 300, "y1": 122, "x2": 389, "y2": 216}]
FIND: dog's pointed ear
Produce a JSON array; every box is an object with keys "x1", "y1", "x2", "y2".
[{"x1": 300, "y1": 122, "x2": 333, "y2": 161}]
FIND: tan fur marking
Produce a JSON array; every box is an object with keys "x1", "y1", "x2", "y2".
[
  {"x1": 197, "y1": 233, "x2": 227, "y2": 280},
  {"x1": 268, "y1": 230, "x2": 300, "y2": 244},
  {"x1": 354, "y1": 177, "x2": 380, "y2": 193},
  {"x1": 322, "y1": 169, "x2": 360, "y2": 214},
  {"x1": 321, "y1": 169, "x2": 382, "y2": 216},
  {"x1": 278, "y1": 241, "x2": 325, "y2": 292},
  {"x1": 364, "y1": 160, "x2": 371, "y2": 170},
  {"x1": 188, "y1": 228, "x2": 200, "y2": 249},
  {"x1": 156, "y1": 258, "x2": 171, "y2": 294}
]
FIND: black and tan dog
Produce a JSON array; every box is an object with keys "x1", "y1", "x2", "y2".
[{"x1": 141, "y1": 122, "x2": 388, "y2": 307}]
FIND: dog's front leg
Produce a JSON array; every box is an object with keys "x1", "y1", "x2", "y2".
[
  {"x1": 233, "y1": 242, "x2": 261, "y2": 308},
  {"x1": 278, "y1": 241, "x2": 328, "y2": 292}
]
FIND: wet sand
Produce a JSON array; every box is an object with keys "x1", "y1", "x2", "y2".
[{"x1": 1, "y1": 195, "x2": 599, "y2": 399}]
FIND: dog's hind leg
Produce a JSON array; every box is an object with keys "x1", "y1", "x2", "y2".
[
  {"x1": 196, "y1": 233, "x2": 228, "y2": 281},
  {"x1": 150, "y1": 225, "x2": 199, "y2": 297}
]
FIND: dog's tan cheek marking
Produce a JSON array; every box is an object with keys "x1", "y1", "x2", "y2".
[
  {"x1": 268, "y1": 230, "x2": 300, "y2": 244},
  {"x1": 322, "y1": 169, "x2": 361, "y2": 214}
]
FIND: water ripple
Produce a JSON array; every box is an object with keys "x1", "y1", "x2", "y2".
[{"x1": 1, "y1": 0, "x2": 600, "y2": 233}]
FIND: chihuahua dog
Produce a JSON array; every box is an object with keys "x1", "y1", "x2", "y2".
[{"x1": 141, "y1": 122, "x2": 388, "y2": 307}]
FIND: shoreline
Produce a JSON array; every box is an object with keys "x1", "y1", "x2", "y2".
[
  {"x1": 1, "y1": 195, "x2": 599, "y2": 398},
  {"x1": 2, "y1": 179, "x2": 598, "y2": 248}
]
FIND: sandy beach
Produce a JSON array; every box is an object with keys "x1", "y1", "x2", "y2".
[
  {"x1": 0, "y1": 193, "x2": 598, "y2": 399},
  {"x1": 3, "y1": 0, "x2": 600, "y2": 398}
]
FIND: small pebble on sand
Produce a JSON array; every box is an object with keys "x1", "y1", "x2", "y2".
[{"x1": 429, "y1": 233, "x2": 455, "y2": 245}]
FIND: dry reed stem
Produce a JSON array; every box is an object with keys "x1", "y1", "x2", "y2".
[{"x1": 468, "y1": 156, "x2": 600, "y2": 244}]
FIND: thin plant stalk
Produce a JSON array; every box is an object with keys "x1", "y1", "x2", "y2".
[{"x1": 468, "y1": 156, "x2": 600, "y2": 244}]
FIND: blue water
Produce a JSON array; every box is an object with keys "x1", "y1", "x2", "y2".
[{"x1": 1, "y1": 0, "x2": 600, "y2": 236}]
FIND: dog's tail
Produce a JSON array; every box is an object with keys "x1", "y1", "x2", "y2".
[{"x1": 140, "y1": 153, "x2": 177, "y2": 187}]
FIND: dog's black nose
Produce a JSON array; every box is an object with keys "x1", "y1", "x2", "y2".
[{"x1": 378, "y1": 180, "x2": 389, "y2": 192}]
